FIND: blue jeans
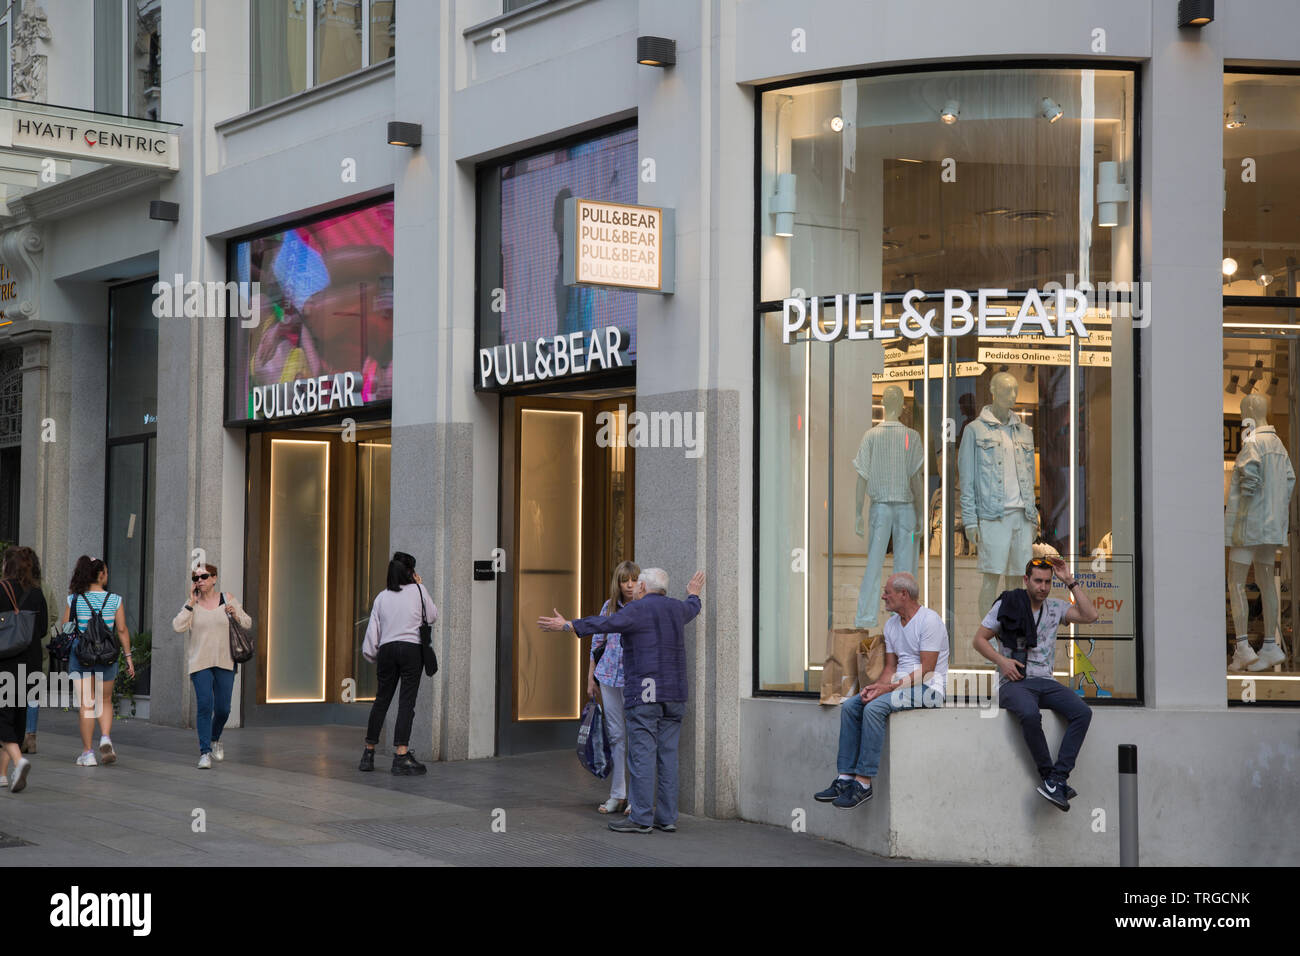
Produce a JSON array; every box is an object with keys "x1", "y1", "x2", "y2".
[
  {"x1": 191, "y1": 667, "x2": 236, "y2": 755},
  {"x1": 855, "y1": 501, "x2": 918, "y2": 627},
  {"x1": 624, "y1": 701, "x2": 685, "y2": 827},
  {"x1": 998, "y1": 677, "x2": 1092, "y2": 782},
  {"x1": 25, "y1": 704, "x2": 37, "y2": 734},
  {"x1": 837, "y1": 684, "x2": 944, "y2": 778}
]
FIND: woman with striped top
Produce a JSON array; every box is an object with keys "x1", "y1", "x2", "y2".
[{"x1": 56, "y1": 556, "x2": 133, "y2": 767}]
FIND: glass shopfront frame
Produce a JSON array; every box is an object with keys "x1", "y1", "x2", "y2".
[{"x1": 753, "y1": 63, "x2": 1143, "y2": 704}]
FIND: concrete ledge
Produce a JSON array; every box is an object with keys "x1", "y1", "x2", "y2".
[{"x1": 740, "y1": 697, "x2": 1300, "y2": 865}]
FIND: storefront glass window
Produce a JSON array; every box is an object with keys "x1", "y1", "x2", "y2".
[
  {"x1": 227, "y1": 198, "x2": 394, "y2": 423},
  {"x1": 1222, "y1": 73, "x2": 1300, "y2": 703},
  {"x1": 477, "y1": 125, "x2": 640, "y2": 386},
  {"x1": 758, "y1": 68, "x2": 1138, "y2": 701}
]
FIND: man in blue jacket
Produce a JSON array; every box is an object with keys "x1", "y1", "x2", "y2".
[{"x1": 540, "y1": 568, "x2": 705, "y2": 833}]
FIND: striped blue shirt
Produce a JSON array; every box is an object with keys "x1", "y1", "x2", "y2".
[{"x1": 67, "y1": 591, "x2": 122, "y2": 629}]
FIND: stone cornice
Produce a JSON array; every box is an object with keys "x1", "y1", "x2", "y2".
[{"x1": 4, "y1": 163, "x2": 173, "y2": 223}]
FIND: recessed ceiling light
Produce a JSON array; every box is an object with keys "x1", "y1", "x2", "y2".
[
  {"x1": 1006, "y1": 209, "x2": 1056, "y2": 222},
  {"x1": 896, "y1": 157, "x2": 924, "y2": 164},
  {"x1": 978, "y1": 207, "x2": 1012, "y2": 216},
  {"x1": 829, "y1": 114, "x2": 845, "y2": 132},
  {"x1": 882, "y1": 239, "x2": 903, "y2": 250}
]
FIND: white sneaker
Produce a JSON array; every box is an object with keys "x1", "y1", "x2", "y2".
[
  {"x1": 76, "y1": 751, "x2": 97, "y2": 767},
  {"x1": 197, "y1": 753, "x2": 211, "y2": 770},
  {"x1": 1247, "y1": 643, "x2": 1287, "y2": 671},
  {"x1": 98, "y1": 737, "x2": 116, "y2": 765},
  {"x1": 9, "y1": 758, "x2": 30, "y2": 793},
  {"x1": 1228, "y1": 641, "x2": 1259, "y2": 671},
  {"x1": 212, "y1": 742, "x2": 224, "y2": 762}
]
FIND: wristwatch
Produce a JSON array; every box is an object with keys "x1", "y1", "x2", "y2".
[
  {"x1": 564, "y1": 621, "x2": 573, "y2": 632},
  {"x1": 184, "y1": 603, "x2": 193, "y2": 611},
  {"x1": 1066, "y1": 580, "x2": 1081, "y2": 590}
]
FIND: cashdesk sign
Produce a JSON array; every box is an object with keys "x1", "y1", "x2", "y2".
[
  {"x1": 563, "y1": 198, "x2": 675, "y2": 294},
  {"x1": 0, "y1": 105, "x2": 179, "y2": 171}
]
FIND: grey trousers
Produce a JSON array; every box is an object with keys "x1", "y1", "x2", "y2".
[{"x1": 624, "y1": 701, "x2": 686, "y2": 827}]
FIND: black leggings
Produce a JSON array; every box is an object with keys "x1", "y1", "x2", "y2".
[{"x1": 365, "y1": 642, "x2": 423, "y2": 748}]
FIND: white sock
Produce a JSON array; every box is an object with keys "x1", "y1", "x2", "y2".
[
  {"x1": 99, "y1": 735, "x2": 111, "y2": 744},
  {"x1": 837, "y1": 773, "x2": 852, "y2": 780},
  {"x1": 1261, "y1": 637, "x2": 1276, "y2": 647},
  {"x1": 1235, "y1": 636, "x2": 1250, "y2": 645}
]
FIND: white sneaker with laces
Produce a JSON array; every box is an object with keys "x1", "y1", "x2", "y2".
[
  {"x1": 1247, "y1": 643, "x2": 1286, "y2": 671},
  {"x1": 212, "y1": 742, "x2": 224, "y2": 762},
  {"x1": 9, "y1": 757, "x2": 30, "y2": 793},
  {"x1": 76, "y1": 751, "x2": 97, "y2": 767},
  {"x1": 197, "y1": 753, "x2": 211, "y2": 770},
  {"x1": 1228, "y1": 641, "x2": 1259, "y2": 672}
]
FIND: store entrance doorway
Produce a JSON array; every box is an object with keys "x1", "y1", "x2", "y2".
[{"x1": 497, "y1": 391, "x2": 635, "y2": 754}]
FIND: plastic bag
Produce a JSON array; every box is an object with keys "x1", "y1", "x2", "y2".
[{"x1": 576, "y1": 700, "x2": 613, "y2": 778}]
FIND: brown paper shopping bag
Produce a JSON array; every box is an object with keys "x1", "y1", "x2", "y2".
[
  {"x1": 857, "y1": 635, "x2": 885, "y2": 688},
  {"x1": 819, "y1": 628, "x2": 868, "y2": 705}
]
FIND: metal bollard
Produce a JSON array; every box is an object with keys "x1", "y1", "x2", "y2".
[{"x1": 1118, "y1": 744, "x2": 1138, "y2": 867}]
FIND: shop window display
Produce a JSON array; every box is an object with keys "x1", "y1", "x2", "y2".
[
  {"x1": 1221, "y1": 72, "x2": 1300, "y2": 703},
  {"x1": 757, "y1": 68, "x2": 1138, "y2": 700}
]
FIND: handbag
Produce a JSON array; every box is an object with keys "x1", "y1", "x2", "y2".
[
  {"x1": 221, "y1": 593, "x2": 255, "y2": 664},
  {"x1": 576, "y1": 700, "x2": 613, "y2": 778},
  {"x1": 74, "y1": 593, "x2": 120, "y2": 666},
  {"x1": 0, "y1": 580, "x2": 35, "y2": 658},
  {"x1": 417, "y1": 585, "x2": 438, "y2": 677}
]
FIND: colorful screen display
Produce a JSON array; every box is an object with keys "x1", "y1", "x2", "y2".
[
  {"x1": 228, "y1": 199, "x2": 394, "y2": 422},
  {"x1": 479, "y1": 126, "x2": 638, "y2": 371}
]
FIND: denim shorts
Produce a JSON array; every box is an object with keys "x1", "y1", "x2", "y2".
[{"x1": 68, "y1": 642, "x2": 119, "y2": 681}]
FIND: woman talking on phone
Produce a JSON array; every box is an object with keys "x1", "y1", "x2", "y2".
[{"x1": 172, "y1": 563, "x2": 251, "y2": 769}]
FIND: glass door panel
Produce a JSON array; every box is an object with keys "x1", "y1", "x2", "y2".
[
  {"x1": 105, "y1": 441, "x2": 147, "y2": 635},
  {"x1": 515, "y1": 409, "x2": 583, "y2": 721},
  {"x1": 266, "y1": 438, "x2": 330, "y2": 702},
  {"x1": 352, "y1": 439, "x2": 390, "y2": 700}
]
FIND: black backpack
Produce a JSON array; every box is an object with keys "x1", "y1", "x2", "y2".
[{"x1": 74, "y1": 593, "x2": 120, "y2": 666}]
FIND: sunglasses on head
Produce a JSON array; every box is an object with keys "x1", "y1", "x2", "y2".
[
  {"x1": 191, "y1": 573, "x2": 212, "y2": 582},
  {"x1": 1029, "y1": 558, "x2": 1054, "y2": 568}
]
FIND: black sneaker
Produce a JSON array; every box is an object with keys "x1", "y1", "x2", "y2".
[
  {"x1": 1041, "y1": 775, "x2": 1077, "y2": 801},
  {"x1": 609, "y1": 819, "x2": 653, "y2": 833},
  {"x1": 814, "y1": 778, "x2": 852, "y2": 803},
  {"x1": 359, "y1": 747, "x2": 375, "y2": 772},
  {"x1": 1036, "y1": 777, "x2": 1070, "y2": 811},
  {"x1": 391, "y1": 752, "x2": 427, "y2": 776},
  {"x1": 832, "y1": 780, "x2": 873, "y2": 809}
]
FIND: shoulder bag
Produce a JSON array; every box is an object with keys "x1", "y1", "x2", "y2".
[
  {"x1": 75, "y1": 593, "x2": 121, "y2": 666},
  {"x1": 417, "y1": 585, "x2": 437, "y2": 677},
  {"x1": 0, "y1": 580, "x2": 35, "y2": 658},
  {"x1": 221, "y1": 593, "x2": 256, "y2": 664}
]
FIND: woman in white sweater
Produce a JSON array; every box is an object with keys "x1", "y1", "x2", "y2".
[
  {"x1": 360, "y1": 551, "x2": 438, "y2": 775},
  {"x1": 172, "y1": 563, "x2": 251, "y2": 769}
]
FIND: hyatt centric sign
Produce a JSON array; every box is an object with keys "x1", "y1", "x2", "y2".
[{"x1": 782, "y1": 288, "x2": 1095, "y2": 344}]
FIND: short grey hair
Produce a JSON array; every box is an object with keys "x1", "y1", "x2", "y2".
[
  {"x1": 886, "y1": 572, "x2": 918, "y2": 600},
  {"x1": 639, "y1": 568, "x2": 669, "y2": 594}
]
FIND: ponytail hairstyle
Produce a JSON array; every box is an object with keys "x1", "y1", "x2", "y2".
[
  {"x1": 386, "y1": 552, "x2": 417, "y2": 592},
  {"x1": 607, "y1": 560, "x2": 641, "y2": 613},
  {"x1": 69, "y1": 555, "x2": 106, "y2": 596}
]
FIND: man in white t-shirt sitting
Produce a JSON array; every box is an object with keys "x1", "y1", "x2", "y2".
[{"x1": 814, "y1": 572, "x2": 948, "y2": 810}]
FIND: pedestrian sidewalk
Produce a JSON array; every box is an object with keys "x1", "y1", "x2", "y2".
[{"x1": 0, "y1": 709, "x2": 931, "y2": 867}]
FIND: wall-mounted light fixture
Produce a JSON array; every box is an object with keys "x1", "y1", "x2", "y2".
[
  {"x1": 149, "y1": 200, "x2": 179, "y2": 222},
  {"x1": 1222, "y1": 256, "x2": 1238, "y2": 277},
  {"x1": 636, "y1": 36, "x2": 676, "y2": 67},
  {"x1": 1177, "y1": 0, "x2": 1214, "y2": 27},
  {"x1": 829, "y1": 114, "x2": 845, "y2": 132},
  {"x1": 1096, "y1": 161, "x2": 1130, "y2": 228},
  {"x1": 1224, "y1": 102, "x2": 1246, "y2": 129},
  {"x1": 387, "y1": 121, "x2": 422, "y2": 147},
  {"x1": 772, "y1": 173, "x2": 797, "y2": 237},
  {"x1": 1039, "y1": 97, "x2": 1063, "y2": 123},
  {"x1": 940, "y1": 100, "x2": 960, "y2": 125}
]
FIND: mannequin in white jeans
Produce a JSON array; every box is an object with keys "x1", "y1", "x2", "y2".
[
  {"x1": 854, "y1": 386, "x2": 924, "y2": 628},
  {"x1": 1226, "y1": 394, "x2": 1295, "y2": 672}
]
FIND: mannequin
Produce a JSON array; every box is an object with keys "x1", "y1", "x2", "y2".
[
  {"x1": 853, "y1": 385, "x2": 924, "y2": 627},
  {"x1": 1226, "y1": 393, "x2": 1295, "y2": 672},
  {"x1": 958, "y1": 372, "x2": 1038, "y2": 614}
]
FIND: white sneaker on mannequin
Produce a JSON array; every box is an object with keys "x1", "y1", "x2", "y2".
[
  {"x1": 1247, "y1": 643, "x2": 1286, "y2": 671},
  {"x1": 1228, "y1": 641, "x2": 1259, "y2": 672}
]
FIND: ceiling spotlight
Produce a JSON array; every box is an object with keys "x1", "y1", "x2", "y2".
[
  {"x1": 1222, "y1": 257, "x2": 1238, "y2": 277},
  {"x1": 1268, "y1": 376, "x2": 1279, "y2": 396},
  {"x1": 1226, "y1": 374, "x2": 1239, "y2": 394},
  {"x1": 940, "y1": 100, "x2": 960, "y2": 125},
  {"x1": 1225, "y1": 102, "x2": 1246, "y2": 129},
  {"x1": 1242, "y1": 379, "x2": 1256, "y2": 395},
  {"x1": 1250, "y1": 359, "x2": 1265, "y2": 382},
  {"x1": 1253, "y1": 259, "x2": 1274, "y2": 287},
  {"x1": 1039, "y1": 97, "x2": 1063, "y2": 123},
  {"x1": 1025, "y1": 365, "x2": 1036, "y2": 383},
  {"x1": 829, "y1": 114, "x2": 845, "y2": 133}
]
